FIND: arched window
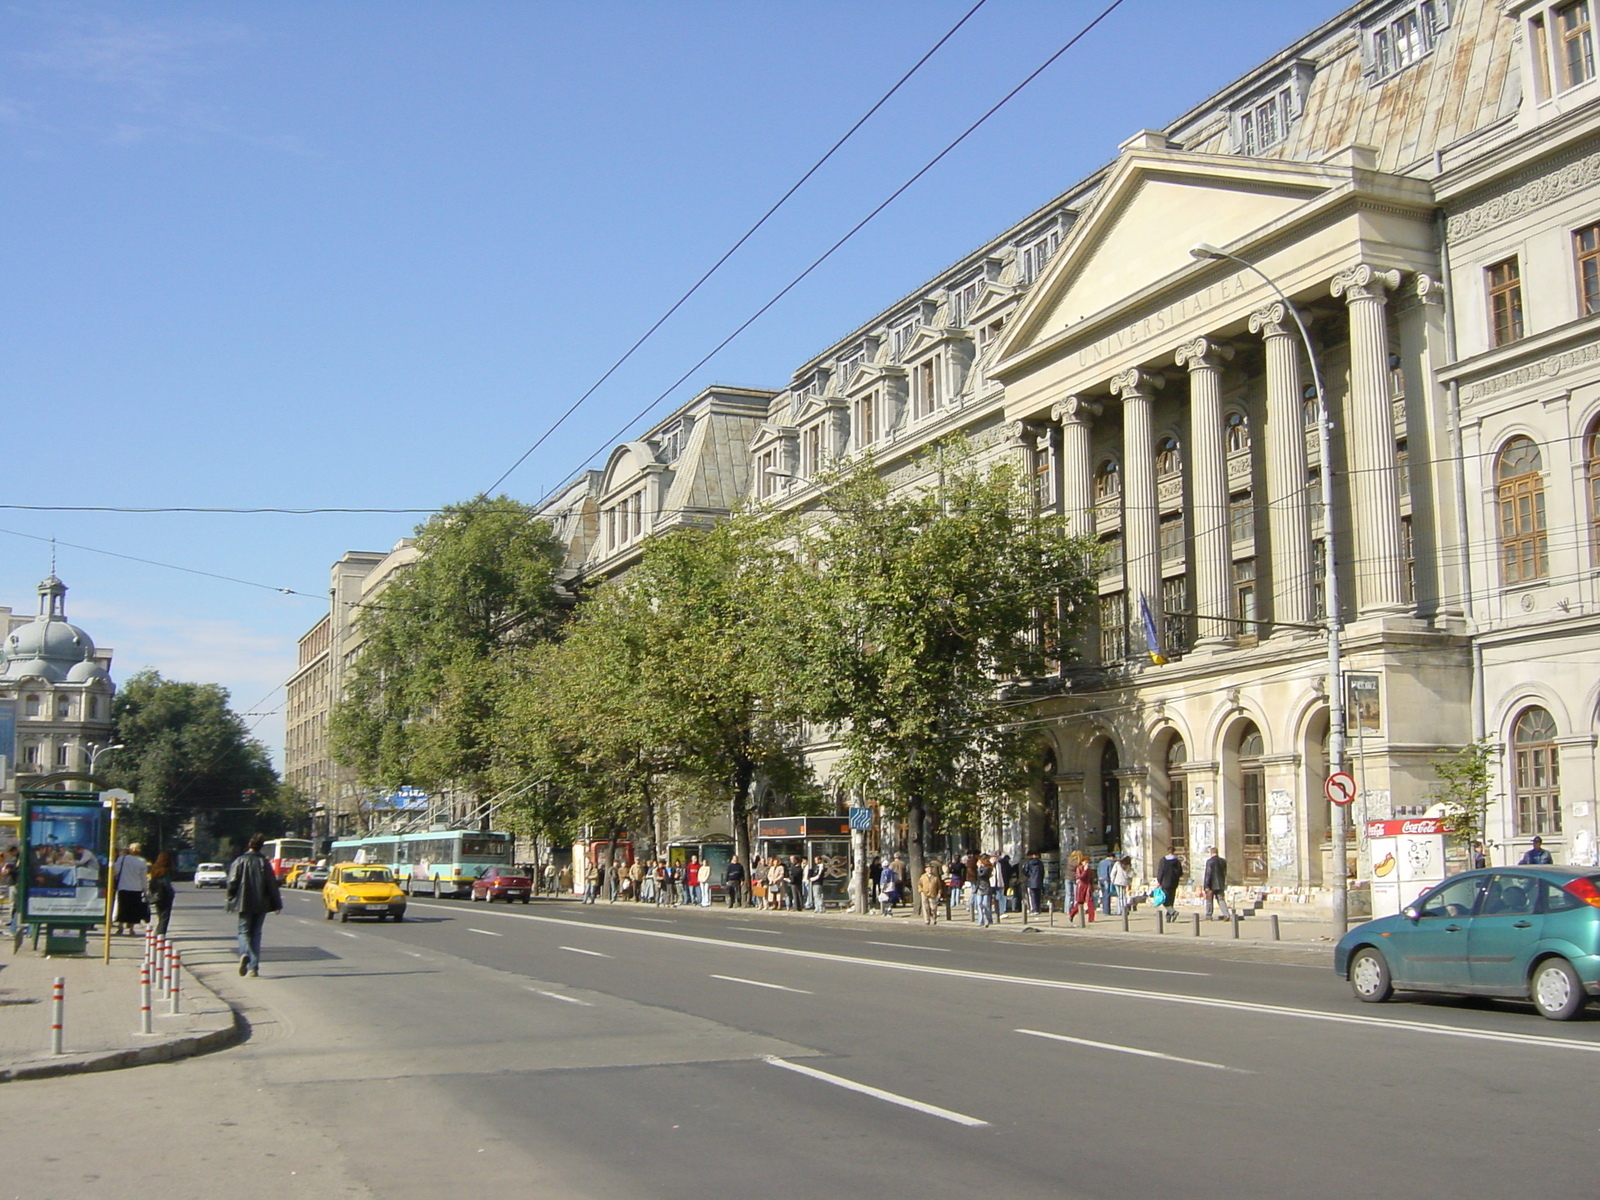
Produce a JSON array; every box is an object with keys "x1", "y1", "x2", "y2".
[
  {"x1": 1512, "y1": 706, "x2": 1561, "y2": 837},
  {"x1": 1302, "y1": 388, "x2": 1320, "y2": 428},
  {"x1": 1586, "y1": 420, "x2": 1600, "y2": 559},
  {"x1": 1155, "y1": 436, "x2": 1182, "y2": 476},
  {"x1": 1238, "y1": 722, "x2": 1266, "y2": 883},
  {"x1": 1165, "y1": 737, "x2": 1188, "y2": 857},
  {"x1": 56, "y1": 697, "x2": 70, "y2": 720},
  {"x1": 1094, "y1": 459, "x2": 1121, "y2": 500},
  {"x1": 1226, "y1": 411, "x2": 1251, "y2": 453},
  {"x1": 1497, "y1": 436, "x2": 1548, "y2": 584}
]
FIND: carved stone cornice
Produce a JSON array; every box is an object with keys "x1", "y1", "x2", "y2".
[
  {"x1": 1446, "y1": 149, "x2": 1600, "y2": 242},
  {"x1": 1173, "y1": 337, "x2": 1234, "y2": 373},
  {"x1": 1051, "y1": 395, "x2": 1102, "y2": 426},
  {"x1": 1109, "y1": 368, "x2": 1165, "y2": 400},
  {"x1": 1331, "y1": 264, "x2": 1403, "y2": 304}
]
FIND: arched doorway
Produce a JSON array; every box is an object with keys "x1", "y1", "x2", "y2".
[
  {"x1": 1031, "y1": 750, "x2": 1061, "y2": 854},
  {"x1": 1100, "y1": 740, "x2": 1122, "y2": 851}
]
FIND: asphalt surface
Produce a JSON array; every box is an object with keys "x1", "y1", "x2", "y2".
[{"x1": 6, "y1": 887, "x2": 1595, "y2": 1200}]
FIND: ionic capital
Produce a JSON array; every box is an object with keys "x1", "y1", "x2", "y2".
[
  {"x1": 1051, "y1": 395, "x2": 1102, "y2": 426},
  {"x1": 1413, "y1": 273, "x2": 1446, "y2": 306},
  {"x1": 1248, "y1": 301, "x2": 1297, "y2": 339},
  {"x1": 1173, "y1": 337, "x2": 1234, "y2": 373},
  {"x1": 1109, "y1": 367, "x2": 1165, "y2": 401},
  {"x1": 1331, "y1": 264, "x2": 1403, "y2": 304}
]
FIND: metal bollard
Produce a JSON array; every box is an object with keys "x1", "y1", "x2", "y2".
[
  {"x1": 1076, "y1": 905, "x2": 1087, "y2": 928},
  {"x1": 169, "y1": 951, "x2": 182, "y2": 1015},
  {"x1": 1155, "y1": 907, "x2": 1164, "y2": 934},
  {"x1": 1270, "y1": 913, "x2": 1281, "y2": 941},
  {"x1": 1047, "y1": 900, "x2": 1054, "y2": 927},
  {"x1": 139, "y1": 964, "x2": 153, "y2": 1035},
  {"x1": 1231, "y1": 914, "x2": 1241, "y2": 939},
  {"x1": 1121, "y1": 905, "x2": 1129, "y2": 933},
  {"x1": 50, "y1": 976, "x2": 64, "y2": 1054},
  {"x1": 1192, "y1": 913, "x2": 1201, "y2": 937}
]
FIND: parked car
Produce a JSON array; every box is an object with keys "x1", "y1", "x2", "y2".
[
  {"x1": 471, "y1": 866, "x2": 533, "y2": 903},
  {"x1": 296, "y1": 864, "x2": 330, "y2": 890},
  {"x1": 323, "y1": 864, "x2": 407, "y2": 923},
  {"x1": 1335, "y1": 866, "x2": 1600, "y2": 1020},
  {"x1": 193, "y1": 862, "x2": 227, "y2": 889}
]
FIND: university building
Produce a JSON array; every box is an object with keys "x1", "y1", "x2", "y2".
[{"x1": 542, "y1": 0, "x2": 1600, "y2": 904}]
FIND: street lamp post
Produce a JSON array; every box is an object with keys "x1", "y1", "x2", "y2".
[
  {"x1": 1189, "y1": 243, "x2": 1348, "y2": 938},
  {"x1": 88, "y1": 743, "x2": 126, "y2": 778}
]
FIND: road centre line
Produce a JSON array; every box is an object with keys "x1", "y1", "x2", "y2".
[
  {"x1": 1061, "y1": 961, "x2": 1210, "y2": 977},
  {"x1": 731, "y1": 926, "x2": 782, "y2": 934},
  {"x1": 560, "y1": 946, "x2": 612, "y2": 958},
  {"x1": 405, "y1": 902, "x2": 1600, "y2": 1056},
  {"x1": 711, "y1": 974, "x2": 813, "y2": 994},
  {"x1": 336, "y1": 931, "x2": 358, "y2": 939},
  {"x1": 468, "y1": 928, "x2": 503, "y2": 937},
  {"x1": 764, "y1": 1056, "x2": 987, "y2": 1127},
  {"x1": 636, "y1": 918, "x2": 675, "y2": 924},
  {"x1": 867, "y1": 941, "x2": 952, "y2": 953},
  {"x1": 1017, "y1": 1028, "x2": 1247, "y2": 1072},
  {"x1": 528, "y1": 988, "x2": 592, "y2": 1006}
]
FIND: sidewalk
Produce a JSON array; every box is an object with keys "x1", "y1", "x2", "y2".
[{"x1": 0, "y1": 920, "x2": 238, "y2": 1083}]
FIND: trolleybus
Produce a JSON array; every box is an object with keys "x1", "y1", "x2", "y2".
[{"x1": 330, "y1": 830, "x2": 513, "y2": 897}]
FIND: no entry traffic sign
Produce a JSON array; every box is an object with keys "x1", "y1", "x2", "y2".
[{"x1": 1325, "y1": 771, "x2": 1357, "y2": 806}]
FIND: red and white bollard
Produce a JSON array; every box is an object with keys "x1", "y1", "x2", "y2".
[
  {"x1": 159, "y1": 938, "x2": 172, "y2": 996},
  {"x1": 168, "y1": 951, "x2": 182, "y2": 1015},
  {"x1": 49, "y1": 976, "x2": 64, "y2": 1055},
  {"x1": 139, "y1": 964, "x2": 153, "y2": 1035}
]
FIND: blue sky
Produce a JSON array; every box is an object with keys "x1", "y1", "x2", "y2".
[{"x1": 0, "y1": 0, "x2": 1347, "y2": 763}]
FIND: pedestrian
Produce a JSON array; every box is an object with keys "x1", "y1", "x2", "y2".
[
  {"x1": 877, "y1": 858, "x2": 899, "y2": 917},
  {"x1": 685, "y1": 857, "x2": 701, "y2": 906},
  {"x1": 1201, "y1": 846, "x2": 1231, "y2": 920},
  {"x1": 944, "y1": 856, "x2": 965, "y2": 921},
  {"x1": 1155, "y1": 849, "x2": 1184, "y2": 922},
  {"x1": 724, "y1": 856, "x2": 746, "y2": 907},
  {"x1": 766, "y1": 856, "x2": 788, "y2": 910},
  {"x1": 1097, "y1": 850, "x2": 1118, "y2": 915},
  {"x1": 543, "y1": 862, "x2": 558, "y2": 896},
  {"x1": 805, "y1": 855, "x2": 827, "y2": 912},
  {"x1": 583, "y1": 860, "x2": 602, "y2": 904},
  {"x1": 147, "y1": 850, "x2": 177, "y2": 937},
  {"x1": 786, "y1": 855, "x2": 805, "y2": 912},
  {"x1": 629, "y1": 859, "x2": 646, "y2": 902},
  {"x1": 890, "y1": 856, "x2": 908, "y2": 909},
  {"x1": 225, "y1": 833, "x2": 282, "y2": 977},
  {"x1": 974, "y1": 854, "x2": 995, "y2": 926},
  {"x1": 1019, "y1": 851, "x2": 1044, "y2": 915},
  {"x1": 1471, "y1": 841, "x2": 1488, "y2": 870},
  {"x1": 963, "y1": 852, "x2": 979, "y2": 918},
  {"x1": 111, "y1": 842, "x2": 150, "y2": 936},
  {"x1": 1519, "y1": 836, "x2": 1553, "y2": 865},
  {"x1": 1068, "y1": 855, "x2": 1096, "y2": 923},
  {"x1": 994, "y1": 853, "x2": 1016, "y2": 918},
  {"x1": 558, "y1": 863, "x2": 573, "y2": 895},
  {"x1": 1110, "y1": 855, "x2": 1131, "y2": 914},
  {"x1": 700, "y1": 859, "x2": 714, "y2": 907},
  {"x1": 918, "y1": 862, "x2": 944, "y2": 925}
]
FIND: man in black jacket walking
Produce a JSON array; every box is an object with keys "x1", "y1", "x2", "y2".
[
  {"x1": 1155, "y1": 851, "x2": 1184, "y2": 923},
  {"x1": 226, "y1": 833, "x2": 283, "y2": 977},
  {"x1": 1201, "y1": 847, "x2": 1231, "y2": 920}
]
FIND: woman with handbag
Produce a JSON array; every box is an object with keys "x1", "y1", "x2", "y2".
[{"x1": 147, "y1": 850, "x2": 177, "y2": 937}]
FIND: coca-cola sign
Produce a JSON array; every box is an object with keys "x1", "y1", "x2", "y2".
[{"x1": 1366, "y1": 818, "x2": 1452, "y2": 838}]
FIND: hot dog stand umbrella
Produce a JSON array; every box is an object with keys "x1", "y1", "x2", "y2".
[
  {"x1": 755, "y1": 816, "x2": 851, "y2": 909},
  {"x1": 1366, "y1": 816, "x2": 1468, "y2": 918}
]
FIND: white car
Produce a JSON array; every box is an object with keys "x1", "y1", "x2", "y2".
[{"x1": 193, "y1": 862, "x2": 227, "y2": 889}]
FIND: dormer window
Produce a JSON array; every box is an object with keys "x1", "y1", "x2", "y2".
[
  {"x1": 1231, "y1": 60, "x2": 1313, "y2": 155},
  {"x1": 912, "y1": 357, "x2": 941, "y2": 420},
  {"x1": 1018, "y1": 231, "x2": 1060, "y2": 285},
  {"x1": 801, "y1": 424, "x2": 824, "y2": 479},
  {"x1": 835, "y1": 348, "x2": 865, "y2": 388},
  {"x1": 1367, "y1": 1, "x2": 1449, "y2": 81},
  {"x1": 854, "y1": 391, "x2": 878, "y2": 449},
  {"x1": 890, "y1": 318, "x2": 916, "y2": 362},
  {"x1": 948, "y1": 277, "x2": 982, "y2": 328}
]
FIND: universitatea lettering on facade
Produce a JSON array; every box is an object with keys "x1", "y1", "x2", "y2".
[{"x1": 1072, "y1": 272, "x2": 1252, "y2": 371}]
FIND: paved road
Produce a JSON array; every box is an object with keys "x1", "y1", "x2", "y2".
[{"x1": 6, "y1": 888, "x2": 1595, "y2": 1200}]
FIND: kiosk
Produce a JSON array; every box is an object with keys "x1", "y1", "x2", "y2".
[{"x1": 1365, "y1": 816, "x2": 1468, "y2": 918}]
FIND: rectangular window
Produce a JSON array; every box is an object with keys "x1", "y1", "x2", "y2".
[
  {"x1": 56, "y1": 743, "x2": 70, "y2": 767},
  {"x1": 1098, "y1": 532, "x2": 1123, "y2": 581},
  {"x1": 1032, "y1": 444, "x2": 1054, "y2": 513},
  {"x1": 1019, "y1": 234, "x2": 1058, "y2": 284},
  {"x1": 912, "y1": 357, "x2": 939, "y2": 420},
  {"x1": 1400, "y1": 514, "x2": 1416, "y2": 604},
  {"x1": 1576, "y1": 224, "x2": 1600, "y2": 315},
  {"x1": 1499, "y1": 472, "x2": 1549, "y2": 583},
  {"x1": 23, "y1": 744, "x2": 37, "y2": 765},
  {"x1": 854, "y1": 392, "x2": 877, "y2": 449},
  {"x1": 1487, "y1": 257, "x2": 1525, "y2": 347},
  {"x1": 1559, "y1": 1, "x2": 1596, "y2": 87},
  {"x1": 1515, "y1": 744, "x2": 1563, "y2": 835},
  {"x1": 1229, "y1": 492, "x2": 1255, "y2": 543},
  {"x1": 801, "y1": 425, "x2": 823, "y2": 479},
  {"x1": 1233, "y1": 559, "x2": 1257, "y2": 630},
  {"x1": 1159, "y1": 513, "x2": 1186, "y2": 564},
  {"x1": 891, "y1": 320, "x2": 915, "y2": 361},
  {"x1": 1162, "y1": 575, "x2": 1192, "y2": 656},
  {"x1": 949, "y1": 279, "x2": 982, "y2": 327},
  {"x1": 1396, "y1": 441, "x2": 1410, "y2": 499},
  {"x1": 1311, "y1": 538, "x2": 1327, "y2": 620},
  {"x1": 756, "y1": 449, "x2": 779, "y2": 500},
  {"x1": 1099, "y1": 592, "x2": 1128, "y2": 664},
  {"x1": 1533, "y1": 14, "x2": 1555, "y2": 98}
]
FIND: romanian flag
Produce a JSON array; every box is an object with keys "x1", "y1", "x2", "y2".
[{"x1": 1139, "y1": 592, "x2": 1167, "y2": 665}]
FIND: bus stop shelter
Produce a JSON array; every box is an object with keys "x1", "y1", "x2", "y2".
[{"x1": 756, "y1": 816, "x2": 851, "y2": 909}]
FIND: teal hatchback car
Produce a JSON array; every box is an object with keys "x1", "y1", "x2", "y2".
[{"x1": 1335, "y1": 867, "x2": 1600, "y2": 1020}]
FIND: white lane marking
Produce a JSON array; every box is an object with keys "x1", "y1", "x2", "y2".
[
  {"x1": 637, "y1": 917, "x2": 675, "y2": 924},
  {"x1": 403, "y1": 902, "x2": 1600, "y2": 1056},
  {"x1": 468, "y1": 928, "x2": 503, "y2": 937},
  {"x1": 336, "y1": 931, "x2": 358, "y2": 938},
  {"x1": 527, "y1": 987, "x2": 592, "y2": 1006},
  {"x1": 711, "y1": 974, "x2": 813, "y2": 995},
  {"x1": 402, "y1": 951, "x2": 429, "y2": 959},
  {"x1": 1017, "y1": 1028, "x2": 1248, "y2": 1073},
  {"x1": 560, "y1": 946, "x2": 612, "y2": 958},
  {"x1": 764, "y1": 1056, "x2": 987, "y2": 1127},
  {"x1": 1061, "y1": 961, "x2": 1210, "y2": 977},
  {"x1": 731, "y1": 926, "x2": 782, "y2": 934},
  {"x1": 867, "y1": 941, "x2": 952, "y2": 953}
]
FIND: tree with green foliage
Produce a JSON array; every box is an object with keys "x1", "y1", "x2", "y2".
[
  {"x1": 787, "y1": 441, "x2": 1097, "y2": 908},
  {"x1": 104, "y1": 669, "x2": 282, "y2": 853},
  {"x1": 330, "y1": 495, "x2": 568, "y2": 806},
  {"x1": 1430, "y1": 737, "x2": 1495, "y2": 854}
]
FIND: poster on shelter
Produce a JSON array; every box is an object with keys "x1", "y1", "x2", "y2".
[{"x1": 24, "y1": 800, "x2": 107, "y2": 919}]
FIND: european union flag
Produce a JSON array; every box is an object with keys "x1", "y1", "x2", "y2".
[{"x1": 1139, "y1": 592, "x2": 1167, "y2": 665}]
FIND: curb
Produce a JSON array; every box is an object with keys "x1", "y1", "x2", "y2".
[{"x1": 0, "y1": 972, "x2": 243, "y2": 1084}]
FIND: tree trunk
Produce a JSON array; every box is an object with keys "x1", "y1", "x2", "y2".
[
  {"x1": 730, "y1": 756, "x2": 754, "y2": 872},
  {"x1": 907, "y1": 796, "x2": 926, "y2": 916}
]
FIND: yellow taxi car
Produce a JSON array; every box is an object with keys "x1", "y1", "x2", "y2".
[{"x1": 323, "y1": 864, "x2": 408, "y2": 923}]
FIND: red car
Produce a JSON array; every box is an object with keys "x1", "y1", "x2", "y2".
[{"x1": 470, "y1": 867, "x2": 533, "y2": 903}]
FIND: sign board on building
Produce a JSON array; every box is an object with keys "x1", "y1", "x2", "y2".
[
  {"x1": 758, "y1": 816, "x2": 852, "y2": 840},
  {"x1": 373, "y1": 786, "x2": 428, "y2": 810},
  {"x1": 1347, "y1": 673, "x2": 1381, "y2": 732}
]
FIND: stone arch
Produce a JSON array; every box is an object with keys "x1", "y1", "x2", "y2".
[
  {"x1": 1219, "y1": 712, "x2": 1269, "y2": 884},
  {"x1": 1491, "y1": 681, "x2": 1571, "y2": 740},
  {"x1": 1148, "y1": 720, "x2": 1192, "y2": 861}
]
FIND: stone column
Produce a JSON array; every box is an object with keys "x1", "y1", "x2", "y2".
[
  {"x1": 1173, "y1": 338, "x2": 1232, "y2": 644},
  {"x1": 1110, "y1": 368, "x2": 1164, "y2": 651},
  {"x1": 1331, "y1": 264, "x2": 1408, "y2": 616},
  {"x1": 1051, "y1": 395, "x2": 1101, "y2": 536},
  {"x1": 1250, "y1": 303, "x2": 1314, "y2": 629}
]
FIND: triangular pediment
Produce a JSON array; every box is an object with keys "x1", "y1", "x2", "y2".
[
  {"x1": 996, "y1": 147, "x2": 1345, "y2": 367},
  {"x1": 842, "y1": 362, "x2": 905, "y2": 396},
  {"x1": 903, "y1": 324, "x2": 969, "y2": 361}
]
